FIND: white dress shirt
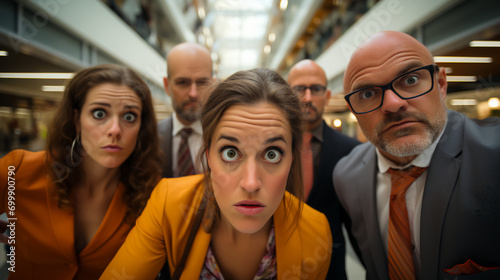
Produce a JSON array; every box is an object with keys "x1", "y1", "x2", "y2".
[
  {"x1": 375, "y1": 129, "x2": 444, "y2": 278},
  {"x1": 171, "y1": 113, "x2": 204, "y2": 176}
]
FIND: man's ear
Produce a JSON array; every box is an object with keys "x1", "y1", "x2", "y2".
[
  {"x1": 163, "y1": 77, "x2": 172, "y2": 97},
  {"x1": 437, "y1": 67, "x2": 448, "y2": 102}
]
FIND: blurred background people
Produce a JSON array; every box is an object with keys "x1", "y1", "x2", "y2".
[
  {"x1": 158, "y1": 42, "x2": 214, "y2": 178},
  {"x1": 335, "y1": 31, "x2": 500, "y2": 280},
  {"x1": 0, "y1": 64, "x2": 162, "y2": 279},
  {"x1": 101, "y1": 68, "x2": 332, "y2": 279},
  {"x1": 288, "y1": 59, "x2": 360, "y2": 280}
]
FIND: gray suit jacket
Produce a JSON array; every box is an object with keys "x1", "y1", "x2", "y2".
[
  {"x1": 158, "y1": 117, "x2": 174, "y2": 178},
  {"x1": 333, "y1": 109, "x2": 500, "y2": 280}
]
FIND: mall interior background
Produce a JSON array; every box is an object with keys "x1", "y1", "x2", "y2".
[{"x1": 0, "y1": 0, "x2": 499, "y2": 278}]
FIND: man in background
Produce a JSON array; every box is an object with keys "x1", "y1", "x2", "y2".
[
  {"x1": 288, "y1": 59, "x2": 360, "y2": 280},
  {"x1": 158, "y1": 42, "x2": 214, "y2": 178}
]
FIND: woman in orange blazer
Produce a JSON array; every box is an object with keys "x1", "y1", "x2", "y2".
[
  {"x1": 0, "y1": 64, "x2": 162, "y2": 279},
  {"x1": 102, "y1": 68, "x2": 333, "y2": 280}
]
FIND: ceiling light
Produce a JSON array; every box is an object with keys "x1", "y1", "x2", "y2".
[
  {"x1": 450, "y1": 99, "x2": 477, "y2": 106},
  {"x1": 268, "y1": 33, "x2": 276, "y2": 43},
  {"x1": 444, "y1": 67, "x2": 453, "y2": 74},
  {"x1": 280, "y1": 0, "x2": 288, "y2": 11},
  {"x1": 42, "y1": 85, "x2": 65, "y2": 92},
  {"x1": 469, "y1": 40, "x2": 500, "y2": 47},
  {"x1": 333, "y1": 119, "x2": 342, "y2": 127},
  {"x1": 434, "y1": 56, "x2": 492, "y2": 63},
  {"x1": 264, "y1": 45, "x2": 271, "y2": 54},
  {"x1": 446, "y1": 76, "x2": 477, "y2": 82},
  {"x1": 0, "y1": 72, "x2": 74, "y2": 79},
  {"x1": 0, "y1": 51, "x2": 8, "y2": 56},
  {"x1": 488, "y1": 97, "x2": 500, "y2": 108}
]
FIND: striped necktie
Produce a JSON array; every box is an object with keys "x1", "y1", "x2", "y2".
[
  {"x1": 177, "y1": 128, "x2": 195, "y2": 177},
  {"x1": 387, "y1": 166, "x2": 426, "y2": 280}
]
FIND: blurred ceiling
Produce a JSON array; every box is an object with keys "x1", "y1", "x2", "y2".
[{"x1": 0, "y1": 0, "x2": 499, "y2": 115}]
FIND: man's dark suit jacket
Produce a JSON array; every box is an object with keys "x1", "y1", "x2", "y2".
[
  {"x1": 307, "y1": 120, "x2": 360, "y2": 280},
  {"x1": 158, "y1": 117, "x2": 174, "y2": 178},
  {"x1": 334, "y1": 109, "x2": 500, "y2": 280}
]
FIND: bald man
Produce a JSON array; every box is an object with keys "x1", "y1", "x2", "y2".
[
  {"x1": 334, "y1": 31, "x2": 500, "y2": 280},
  {"x1": 158, "y1": 42, "x2": 214, "y2": 178},
  {"x1": 288, "y1": 59, "x2": 360, "y2": 280}
]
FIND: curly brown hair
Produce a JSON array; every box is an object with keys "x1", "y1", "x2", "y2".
[
  {"x1": 200, "y1": 68, "x2": 304, "y2": 232},
  {"x1": 46, "y1": 64, "x2": 162, "y2": 223}
]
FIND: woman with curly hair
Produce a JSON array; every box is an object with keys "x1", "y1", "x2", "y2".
[
  {"x1": 0, "y1": 64, "x2": 162, "y2": 279},
  {"x1": 102, "y1": 68, "x2": 332, "y2": 280}
]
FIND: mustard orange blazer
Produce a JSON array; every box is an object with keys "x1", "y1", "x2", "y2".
[
  {"x1": 101, "y1": 175, "x2": 333, "y2": 280},
  {"x1": 0, "y1": 150, "x2": 132, "y2": 279}
]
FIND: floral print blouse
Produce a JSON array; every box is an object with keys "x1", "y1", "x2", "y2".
[{"x1": 200, "y1": 226, "x2": 277, "y2": 279}]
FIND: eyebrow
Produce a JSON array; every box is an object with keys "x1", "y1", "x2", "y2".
[
  {"x1": 353, "y1": 62, "x2": 425, "y2": 91},
  {"x1": 217, "y1": 135, "x2": 287, "y2": 144},
  {"x1": 89, "y1": 102, "x2": 140, "y2": 110}
]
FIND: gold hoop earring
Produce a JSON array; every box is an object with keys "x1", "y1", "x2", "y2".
[{"x1": 70, "y1": 134, "x2": 80, "y2": 165}]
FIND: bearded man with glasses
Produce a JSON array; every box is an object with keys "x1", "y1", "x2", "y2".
[
  {"x1": 334, "y1": 31, "x2": 500, "y2": 280},
  {"x1": 288, "y1": 59, "x2": 360, "y2": 280}
]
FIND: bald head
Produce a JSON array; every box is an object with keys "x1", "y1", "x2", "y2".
[
  {"x1": 344, "y1": 31, "x2": 435, "y2": 93},
  {"x1": 167, "y1": 42, "x2": 212, "y2": 77},
  {"x1": 288, "y1": 59, "x2": 331, "y2": 131},
  {"x1": 288, "y1": 59, "x2": 327, "y2": 84},
  {"x1": 164, "y1": 42, "x2": 214, "y2": 125}
]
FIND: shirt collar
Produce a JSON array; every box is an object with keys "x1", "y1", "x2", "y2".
[
  {"x1": 376, "y1": 125, "x2": 445, "y2": 173},
  {"x1": 172, "y1": 113, "x2": 203, "y2": 136}
]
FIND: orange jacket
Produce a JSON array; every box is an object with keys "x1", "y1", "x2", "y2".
[
  {"x1": 0, "y1": 150, "x2": 132, "y2": 279},
  {"x1": 101, "y1": 175, "x2": 332, "y2": 280}
]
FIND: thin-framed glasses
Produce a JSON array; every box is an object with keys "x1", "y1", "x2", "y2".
[
  {"x1": 293, "y1": 84, "x2": 327, "y2": 96},
  {"x1": 173, "y1": 78, "x2": 212, "y2": 90},
  {"x1": 344, "y1": 65, "x2": 439, "y2": 114}
]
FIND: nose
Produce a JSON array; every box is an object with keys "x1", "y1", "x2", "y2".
[
  {"x1": 239, "y1": 159, "x2": 262, "y2": 193},
  {"x1": 380, "y1": 89, "x2": 408, "y2": 113},
  {"x1": 188, "y1": 84, "x2": 199, "y2": 99},
  {"x1": 302, "y1": 88, "x2": 312, "y2": 103},
  {"x1": 107, "y1": 116, "x2": 122, "y2": 138}
]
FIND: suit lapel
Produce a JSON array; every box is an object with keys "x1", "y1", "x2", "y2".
[
  {"x1": 358, "y1": 148, "x2": 389, "y2": 279},
  {"x1": 160, "y1": 117, "x2": 174, "y2": 178},
  {"x1": 419, "y1": 110, "x2": 463, "y2": 279}
]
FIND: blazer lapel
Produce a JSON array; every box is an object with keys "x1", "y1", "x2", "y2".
[
  {"x1": 274, "y1": 196, "x2": 302, "y2": 279},
  {"x1": 419, "y1": 110, "x2": 463, "y2": 280},
  {"x1": 358, "y1": 148, "x2": 389, "y2": 279},
  {"x1": 79, "y1": 183, "x2": 129, "y2": 257},
  {"x1": 46, "y1": 184, "x2": 77, "y2": 264}
]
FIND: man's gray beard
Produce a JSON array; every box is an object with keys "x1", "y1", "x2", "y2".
[
  {"x1": 372, "y1": 109, "x2": 447, "y2": 157},
  {"x1": 177, "y1": 108, "x2": 200, "y2": 123}
]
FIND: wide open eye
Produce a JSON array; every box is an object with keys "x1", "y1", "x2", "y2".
[
  {"x1": 221, "y1": 147, "x2": 240, "y2": 162},
  {"x1": 402, "y1": 75, "x2": 420, "y2": 86},
  {"x1": 92, "y1": 109, "x2": 106, "y2": 119},
  {"x1": 263, "y1": 148, "x2": 282, "y2": 164},
  {"x1": 123, "y1": 112, "x2": 137, "y2": 122}
]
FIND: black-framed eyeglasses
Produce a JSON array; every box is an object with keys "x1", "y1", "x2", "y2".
[
  {"x1": 344, "y1": 65, "x2": 439, "y2": 114},
  {"x1": 293, "y1": 84, "x2": 327, "y2": 96}
]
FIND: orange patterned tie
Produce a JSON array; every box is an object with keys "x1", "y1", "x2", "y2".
[
  {"x1": 387, "y1": 166, "x2": 426, "y2": 280},
  {"x1": 301, "y1": 132, "x2": 314, "y2": 201}
]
